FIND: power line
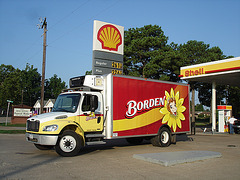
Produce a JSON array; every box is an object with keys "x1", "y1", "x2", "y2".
[
  {"x1": 16, "y1": 38, "x2": 42, "y2": 62},
  {"x1": 48, "y1": 0, "x2": 91, "y2": 30},
  {"x1": 16, "y1": 0, "x2": 119, "y2": 69},
  {"x1": 14, "y1": 1, "x2": 91, "y2": 65},
  {"x1": 48, "y1": 0, "x2": 120, "y2": 46}
]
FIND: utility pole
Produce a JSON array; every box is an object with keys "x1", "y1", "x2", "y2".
[{"x1": 38, "y1": 17, "x2": 47, "y2": 114}]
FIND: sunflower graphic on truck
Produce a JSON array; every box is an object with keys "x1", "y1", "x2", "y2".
[{"x1": 160, "y1": 88, "x2": 186, "y2": 132}]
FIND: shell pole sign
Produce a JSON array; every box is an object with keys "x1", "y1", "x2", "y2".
[{"x1": 93, "y1": 20, "x2": 124, "y2": 55}]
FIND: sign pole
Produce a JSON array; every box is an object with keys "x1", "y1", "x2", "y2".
[{"x1": 5, "y1": 100, "x2": 13, "y2": 126}]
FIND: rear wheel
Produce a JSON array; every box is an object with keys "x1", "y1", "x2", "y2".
[
  {"x1": 55, "y1": 130, "x2": 82, "y2": 157},
  {"x1": 151, "y1": 127, "x2": 171, "y2": 147}
]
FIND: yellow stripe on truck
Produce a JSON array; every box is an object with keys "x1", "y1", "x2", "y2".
[{"x1": 113, "y1": 108, "x2": 164, "y2": 131}]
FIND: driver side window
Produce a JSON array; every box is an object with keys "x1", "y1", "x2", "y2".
[{"x1": 82, "y1": 95, "x2": 98, "y2": 112}]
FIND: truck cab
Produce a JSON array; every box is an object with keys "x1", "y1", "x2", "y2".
[{"x1": 26, "y1": 76, "x2": 105, "y2": 157}]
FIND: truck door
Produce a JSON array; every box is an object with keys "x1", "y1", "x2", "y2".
[{"x1": 79, "y1": 93, "x2": 104, "y2": 132}]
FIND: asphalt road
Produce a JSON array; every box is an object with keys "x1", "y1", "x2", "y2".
[{"x1": 0, "y1": 133, "x2": 240, "y2": 180}]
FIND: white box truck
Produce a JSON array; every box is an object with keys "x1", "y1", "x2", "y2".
[{"x1": 26, "y1": 74, "x2": 190, "y2": 156}]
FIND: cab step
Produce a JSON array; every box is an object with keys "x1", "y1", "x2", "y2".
[
  {"x1": 85, "y1": 134, "x2": 105, "y2": 138},
  {"x1": 85, "y1": 141, "x2": 106, "y2": 145},
  {"x1": 85, "y1": 133, "x2": 106, "y2": 146}
]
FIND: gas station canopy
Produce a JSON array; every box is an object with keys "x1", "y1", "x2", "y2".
[
  {"x1": 179, "y1": 56, "x2": 240, "y2": 87},
  {"x1": 179, "y1": 56, "x2": 240, "y2": 133}
]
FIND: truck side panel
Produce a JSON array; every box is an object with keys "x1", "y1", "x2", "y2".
[{"x1": 112, "y1": 76, "x2": 190, "y2": 137}]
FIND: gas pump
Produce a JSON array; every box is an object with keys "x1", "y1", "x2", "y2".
[{"x1": 217, "y1": 105, "x2": 232, "y2": 132}]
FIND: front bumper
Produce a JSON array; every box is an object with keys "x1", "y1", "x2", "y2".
[{"x1": 26, "y1": 133, "x2": 58, "y2": 146}]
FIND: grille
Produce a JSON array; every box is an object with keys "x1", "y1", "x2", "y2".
[{"x1": 27, "y1": 120, "x2": 40, "y2": 132}]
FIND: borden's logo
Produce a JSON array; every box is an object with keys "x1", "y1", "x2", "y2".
[
  {"x1": 126, "y1": 96, "x2": 166, "y2": 118},
  {"x1": 97, "y1": 24, "x2": 122, "y2": 51}
]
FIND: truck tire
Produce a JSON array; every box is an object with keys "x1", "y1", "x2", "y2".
[
  {"x1": 34, "y1": 144, "x2": 54, "y2": 150},
  {"x1": 150, "y1": 136, "x2": 159, "y2": 146},
  {"x1": 55, "y1": 130, "x2": 82, "y2": 157},
  {"x1": 151, "y1": 127, "x2": 171, "y2": 147}
]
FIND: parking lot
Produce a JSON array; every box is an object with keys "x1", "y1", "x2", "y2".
[{"x1": 0, "y1": 132, "x2": 240, "y2": 180}]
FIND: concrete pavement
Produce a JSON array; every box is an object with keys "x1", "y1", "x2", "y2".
[
  {"x1": 0, "y1": 132, "x2": 240, "y2": 180},
  {"x1": 133, "y1": 150, "x2": 222, "y2": 166}
]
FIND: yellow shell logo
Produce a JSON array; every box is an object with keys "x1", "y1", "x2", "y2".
[{"x1": 97, "y1": 24, "x2": 122, "y2": 51}]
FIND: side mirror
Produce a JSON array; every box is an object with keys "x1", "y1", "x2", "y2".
[{"x1": 90, "y1": 95, "x2": 98, "y2": 112}]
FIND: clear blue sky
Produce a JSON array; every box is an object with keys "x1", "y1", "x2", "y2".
[{"x1": 0, "y1": 0, "x2": 239, "y2": 86}]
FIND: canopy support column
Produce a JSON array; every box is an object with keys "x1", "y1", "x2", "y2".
[{"x1": 212, "y1": 81, "x2": 216, "y2": 133}]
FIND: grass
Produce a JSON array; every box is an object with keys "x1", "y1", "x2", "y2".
[
  {"x1": 0, "y1": 130, "x2": 26, "y2": 134},
  {"x1": 195, "y1": 122, "x2": 212, "y2": 127},
  {"x1": 0, "y1": 123, "x2": 26, "y2": 134},
  {"x1": 0, "y1": 123, "x2": 26, "y2": 127}
]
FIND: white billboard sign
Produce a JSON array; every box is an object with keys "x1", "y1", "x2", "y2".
[{"x1": 14, "y1": 108, "x2": 31, "y2": 117}]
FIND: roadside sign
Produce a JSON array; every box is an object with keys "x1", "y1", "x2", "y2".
[{"x1": 92, "y1": 20, "x2": 124, "y2": 75}]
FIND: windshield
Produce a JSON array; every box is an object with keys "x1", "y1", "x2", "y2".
[{"x1": 52, "y1": 93, "x2": 81, "y2": 113}]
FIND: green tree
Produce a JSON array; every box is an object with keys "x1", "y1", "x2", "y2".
[
  {"x1": 45, "y1": 74, "x2": 67, "y2": 99},
  {"x1": 1, "y1": 64, "x2": 67, "y2": 111},
  {"x1": 21, "y1": 64, "x2": 41, "y2": 106},
  {"x1": 177, "y1": 41, "x2": 240, "y2": 122},
  {"x1": 0, "y1": 64, "x2": 15, "y2": 83},
  {"x1": 85, "y1": 70, "x2": 92, "y2": 75},
  {"x1": 178, "y1": 40, "x2": 225, "y2": 66},
  {"x1": 195, "y1": 104, "x2": 204, "y2": 111},
  {"x1": 228, "y1": 86, "x2": 240, "y2": 117},
  {"x1": 198, "y1": 85, "x2": 240, "y2": 117},
  {"x1": 178, "y1": 40, "x2": 225, "y2": 103},
  {"x1": 0, "y1": 65, "x2": 22, "y2": 109},
  {"x1": 198, "y1": 83, "x2": 229, "y2": 107},
  {"x1": 124, "y1": 25, "x2": 170, "y2": 79}
]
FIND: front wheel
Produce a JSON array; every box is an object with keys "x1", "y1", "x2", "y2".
[
  {"x1": 151, "y1": 127, "x2": 171, "y2": 147},
  {"x1": 55, "y1": 130, "x2": 82, "y2": 157}
]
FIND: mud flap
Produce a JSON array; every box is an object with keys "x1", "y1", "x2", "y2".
[{"x1": 171, "y1": 134, "x2": 176, "y2": 144}]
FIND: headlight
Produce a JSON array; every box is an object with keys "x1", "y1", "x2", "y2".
[{"x1": 43, "y1": 125, "x2": 58, "y2": 131}]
